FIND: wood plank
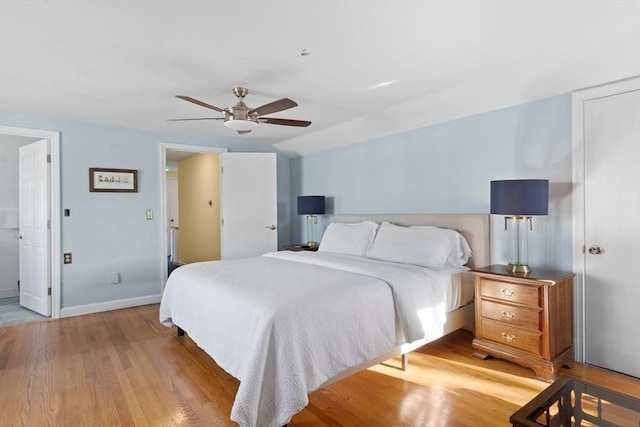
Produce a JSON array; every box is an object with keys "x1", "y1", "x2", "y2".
[{"x1": 0, "y1": 304, "x2": 638, "y2": 426}]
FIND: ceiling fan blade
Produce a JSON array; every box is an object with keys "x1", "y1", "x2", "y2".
[
  {"x1": 167, "y1": 117, "x2": 225, "y2": 121},
  {"x1": 248, "y1": 98, "x2": 297, "y2": 116},
  {"x1": 259, "y1": 117, "x2": 312, "y2": 127},
  {"x1": 175, "y1": 95, "x2": 226, "y2": 113}
]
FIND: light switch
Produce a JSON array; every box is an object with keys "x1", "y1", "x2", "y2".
[{"x1": 146, "y1": 209, "x2": 153, "y2": 220}]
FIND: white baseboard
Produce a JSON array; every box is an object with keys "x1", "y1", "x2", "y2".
[
  {"x1": 0, "y1": 288, "x2": 19, "y2": 299},
  {"x1": 60, "y1": 294, "x2": 162, "y2": 318}
]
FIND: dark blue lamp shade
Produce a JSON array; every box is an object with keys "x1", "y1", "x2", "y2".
[
  {"x1": 490, "y1": 180, "x2": 549, "y2": 216},
  {"x1": 297, "y1": 196, "x2": 325, "y2": 215}
]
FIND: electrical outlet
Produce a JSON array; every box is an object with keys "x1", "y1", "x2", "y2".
[
  {"x1": 63, "y1": 253, "x2": 72, "y2": 264},
  {"x1": 109, "y1": 272, "x2": 120, "y2": 285},
  {"x1": 146, "y1": 209, "x2": 153, "y2": 220}
]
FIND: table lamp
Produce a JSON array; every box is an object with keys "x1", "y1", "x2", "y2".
[
  {"x1": 297, "y1": 195, "x2": 325, "y2": 248},
  {"x1": 490, "y1": 179, "x2": 549, "y2": 274}
]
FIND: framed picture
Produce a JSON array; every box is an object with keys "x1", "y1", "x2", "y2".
[{"x1": 89, "y1": 168, "x2": 138, "y2": 192}]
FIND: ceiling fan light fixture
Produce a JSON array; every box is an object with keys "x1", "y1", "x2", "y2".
[
  {"x1": 172, "y1": 87, "x2": 311, "y2": 131},
  {"x1": 223, "y1": 118, "x2": 259, "y2": 131}
]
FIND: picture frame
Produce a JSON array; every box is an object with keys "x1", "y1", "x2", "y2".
[{"x1": 89, "y1": 168, "x2": 138, "y2": 192}]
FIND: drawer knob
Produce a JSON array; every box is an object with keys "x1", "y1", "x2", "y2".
[
  {"x1": 500, "y1": 288, "x2": 515, "y2": 297},
  {"x1": 501, "y1": 310, "x2": 516, "y2": 320},
  {"x1": 501, "y1": 332, "x2": 517, "y2": 343}
]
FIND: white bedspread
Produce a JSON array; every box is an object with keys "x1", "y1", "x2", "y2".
[{"x1": 159, "y1": 251, "x2": 466, "y2": 427}]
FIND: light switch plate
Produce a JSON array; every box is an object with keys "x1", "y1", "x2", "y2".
[{"x1": 146, "y1": 209, "x2": 153, "y2": 220}]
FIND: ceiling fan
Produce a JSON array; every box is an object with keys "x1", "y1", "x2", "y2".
[{"x1": 170, "y1": 87, "x2": 312, "y2": 134}]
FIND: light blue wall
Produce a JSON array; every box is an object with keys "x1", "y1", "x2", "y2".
[
  {"x1": 0, "y1": 93, "x2": 574, "y2": 311},
  {"x1": 291, "y1": 94, "x2": 573, "y2": 271},
  {"x1": 0, "y1": 112, "x2": 291, "y2": 308}
]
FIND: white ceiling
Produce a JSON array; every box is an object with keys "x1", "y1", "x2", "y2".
[{"x1": 1, "y1": 1, "x2": 638, "y2": 158}]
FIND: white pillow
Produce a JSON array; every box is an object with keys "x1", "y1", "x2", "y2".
[
  {"x1": 318, "y1": 221, "x2": 378, "y2": 257},
  {"x1": 367, "y1": 222, "x2": 472, "y2": 268},
  {"x1": 444, "y1": 229, "x2": 473, "y2": 266}
]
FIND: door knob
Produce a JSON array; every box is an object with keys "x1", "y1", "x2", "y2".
[
  {"x1": 16, "y1": 234, "x2": 23, "y2": 240},
  {"x1": 588, "y1": 245, "x2": 603, "y2": 255},
  {"x1": 265, "y1": 225, "x2": 277, "y2": 230}
]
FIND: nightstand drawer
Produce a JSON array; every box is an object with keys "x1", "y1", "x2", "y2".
[
  {"x1": 480, "y1": 300, "x2": 540, "y2": 331},
  {"x1": 480, "y1": 279, "x2": 540, "y2": 307},
  {"x1": 481, "y1": 320, "x2": 542, "y2": 356}
]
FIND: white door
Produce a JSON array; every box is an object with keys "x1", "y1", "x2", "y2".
[
  {"x1": 583, "y1": 86, "x2": 640, "y2": 377},
  {"x1": 220, "y1": 152, "x2": 277, "y2": 259},
  {"x1": 19, "y1": 139, "x2": 51, "y2": 316}
]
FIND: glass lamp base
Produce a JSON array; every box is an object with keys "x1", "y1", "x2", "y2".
[
  {"x1": 506, "y1": 216, "x2": 532, "y2": 275},
  {"x1": 306, "y1": 215, "x2": 319, "y2": 249}
]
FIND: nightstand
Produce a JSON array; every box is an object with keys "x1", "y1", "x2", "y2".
[
  {"x1": 283, "y1": 244, "x2": 318, "y2": 252},
  {"x1": 471, "y1": 265, "x2": 574, "y2": 382}
]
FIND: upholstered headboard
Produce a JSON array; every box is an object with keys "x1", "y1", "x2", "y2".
[{"x1": 334, "y1": 213, "x2": 490, "y2": 269}]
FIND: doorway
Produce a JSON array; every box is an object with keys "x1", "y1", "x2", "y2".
[
  {"x1": 158, "y1": 144, "x2": 279, "y2": 285},
  {"x1": 0, "y1": 125, "x2": 61, "y2": 320},
  {"x1": 159, "y1": 143, "x2": 228, "y2": 283}
]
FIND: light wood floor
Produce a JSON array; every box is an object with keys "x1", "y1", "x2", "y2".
[{"x1": 1, "y1": 304, "x2": 638, "y2": 426}]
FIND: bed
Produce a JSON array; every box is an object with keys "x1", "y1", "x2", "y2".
[{"x1": 159, "y1": 213, "x2": 490, "y2": 427}]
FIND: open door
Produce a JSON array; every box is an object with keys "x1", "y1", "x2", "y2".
[
  {"x1": 18, "y1": 139, "x2": 51, "y2": 316},
  {"x1": 220, "y1": 152, "x2": 277, "y2": 259}
]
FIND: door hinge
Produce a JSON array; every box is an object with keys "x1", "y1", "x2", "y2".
[
  {"x1": 221, "y1": 218, "x2": 224, "y2": 225},
  {"x1": 47, "y1": 154, "x2": 51, "y2": 163},
  {"x1": 48, "y1": 288, "x2": 52, "y2": 296},
  {"x1": 47, "y1": 220, "x2": 51, "y2": 229}
]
